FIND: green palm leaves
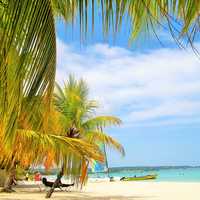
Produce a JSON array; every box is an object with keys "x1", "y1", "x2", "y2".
[
  {"x1": 0, "y1": 0, "x2": 56, "y2": 144},
  {"x1": 117, "y1": 0, "x2": 200, "y2": 43},
  {"x1": 0, "y1": 129, "x2": 103, "y2": 170},
  {"x1": 54, "y1": 75, "x2": 124, "y2": 158},
  {"x1": 49, "y1": 0, "x2": 200, "y2": 43}
]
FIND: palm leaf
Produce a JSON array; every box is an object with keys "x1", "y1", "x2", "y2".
[
  {"x1": 86, "y1": 130, "x2": 125, "y2": 156},
  {"x1": 51, "y1": 1, "x2": 200, "y2": 46},
  {"x1": 0, "y1": 0, "x2": 56, "y2": 145},
  {"x1": 0, "y1": 129, "x2": 104, "y2": 169},
  {"x1": 83, "y1": 116, "x2": 122, "y2": 129}
]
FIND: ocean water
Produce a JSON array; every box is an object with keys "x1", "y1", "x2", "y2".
[{"x1": 88, "y1": 166, "x2": 200, "y2": 182}]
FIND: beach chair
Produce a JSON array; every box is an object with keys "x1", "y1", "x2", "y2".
[{"x1": 42, "y1": 177, "x2": 74, "y2": 191}]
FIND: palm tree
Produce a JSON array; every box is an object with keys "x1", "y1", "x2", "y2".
[{"x1": 48, "y1": 75, "x2": 124, "y2": 197}]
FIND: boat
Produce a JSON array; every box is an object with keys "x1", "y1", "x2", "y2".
[
  {"x1": 90, "y1": 140, "x2": 111, "y2": 178},
  {"x1": 120, "y1": 174, "x2": 157, "y2": 181},
  {"x1": 90, "y1": 127, "x2": 115, "y2": 181}
]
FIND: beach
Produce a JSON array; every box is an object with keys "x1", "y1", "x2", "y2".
[{"x1": 0, "y1": 181, "x2": 199, "y2": 200}]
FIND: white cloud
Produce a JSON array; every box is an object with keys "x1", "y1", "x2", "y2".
[{"x1": 56, "y1": 39, "x2": 200, "y2": 127}]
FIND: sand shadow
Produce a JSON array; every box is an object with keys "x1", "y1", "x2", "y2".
[
  {"x1": 0, "y1": 189, "x2": 157, "y2": 200},
  {"x1": 51, "y1": 192, "x2": 157, "y2": 200}
]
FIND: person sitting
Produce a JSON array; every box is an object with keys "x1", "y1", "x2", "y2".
[
  {"x1": 34, "y1": 171, "x2": 42, "y2": 191},
  {"x1": 25, "y1": 172, "x2": 29, "y2": 181}
]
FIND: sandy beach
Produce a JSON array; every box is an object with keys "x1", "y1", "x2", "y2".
[{"x1": 0, "y1": 181, "x2": 199, "y2": 200}]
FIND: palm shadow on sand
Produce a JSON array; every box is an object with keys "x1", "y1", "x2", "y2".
[{"x1": 51, "y1": 192, "x2": 157, "y2": 200}]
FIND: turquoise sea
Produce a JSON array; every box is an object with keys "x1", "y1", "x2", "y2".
[{"x1": 88, "y1": 166, "x2": 200, "y2": 182}]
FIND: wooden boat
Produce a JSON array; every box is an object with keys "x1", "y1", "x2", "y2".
[{"x1": 120, "y1": 174, "x2": 157, "y2": 181}]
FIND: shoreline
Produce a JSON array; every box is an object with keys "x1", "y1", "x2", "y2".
[{"x1": 0, "y1": 181, "x2": 200, "y2": 200}]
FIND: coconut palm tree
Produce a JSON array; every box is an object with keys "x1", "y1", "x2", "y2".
[{"x1": 45, "y1": 75, "x2": 124, "y2": 197}]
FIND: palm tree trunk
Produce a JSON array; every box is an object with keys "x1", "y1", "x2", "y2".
[
  {"x1": 45, "y1": 167, "x2": 64, "y2": 198},
  {"x1": 2, "y1": 167, "x2": 16, "y2": 192}
]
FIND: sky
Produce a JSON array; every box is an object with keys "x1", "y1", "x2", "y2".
[{"x1": 55, "y1": 10, "x2": 200, "y2": 167}]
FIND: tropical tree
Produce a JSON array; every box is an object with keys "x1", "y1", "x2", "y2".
[{"x1": 45, "y1": 75, "x2": 125, "y2": 197}]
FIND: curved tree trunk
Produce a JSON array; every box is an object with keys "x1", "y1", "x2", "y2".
[
  {"x1": 45, "y1": 167, "x2": 64, "y2": 198},
  {"x1": 1, "y1": 167, "x2": 16, "y2": 192}
]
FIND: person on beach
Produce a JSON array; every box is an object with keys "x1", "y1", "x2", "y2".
[
  {"x1": 25, "y1": 172, "x2": 29, "y2": 181},
  {"x1": 34, "y1": 171, "x2": 42, "y2": 191}
]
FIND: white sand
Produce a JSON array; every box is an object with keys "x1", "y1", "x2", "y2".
[{"x1": 0, "y1": 181, "x2": 200, "y2": 200}]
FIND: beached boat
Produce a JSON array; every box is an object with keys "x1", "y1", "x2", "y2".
[{"x1": 120, "y1": 174, "x2": 157, "y2": 181}]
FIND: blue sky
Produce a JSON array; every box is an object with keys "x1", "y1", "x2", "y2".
[{"x1": 55, "y1": 12, "x2": 200, "y2": 167}]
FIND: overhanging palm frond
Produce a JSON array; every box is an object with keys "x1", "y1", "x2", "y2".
[
  {"x1": 101, "y1": 0, "x2": 200, "y2": 44},
  {"x1": 50, "y1": 0, "x2": 78, "y2": 23},
  {"x1": 52, "y1": 0, "x2": 200, "y2": 46},
  {"x1": 0, "y1": 0, "x2": 56, "y2": 144},
  {"x1": 1, "y1": 129, "x2": 103, "y2": 169}
]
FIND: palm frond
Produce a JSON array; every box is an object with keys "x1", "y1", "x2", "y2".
[
  {"x1": 86, "y1": 130, "x2": 125, "y2": 156},
  {"x1": 83, "y1": 116, "x2": 122, "y2": 129},
  {"x1": 53, "y1": 0, "x2": 200, "y2": 46},
  {"x1": 50, "y1": 0, "x2": 78, "y2": 23},
  {"x1": 0, "y1": 129, "x2": 103, "y2": 169},
  {"x1": 0, "y1": 0, "x2": 56, "y2": 144}
]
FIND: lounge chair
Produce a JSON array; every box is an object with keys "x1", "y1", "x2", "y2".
[{"x1": 42, "y1": 177, "x2": 74, "y2": 191}]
